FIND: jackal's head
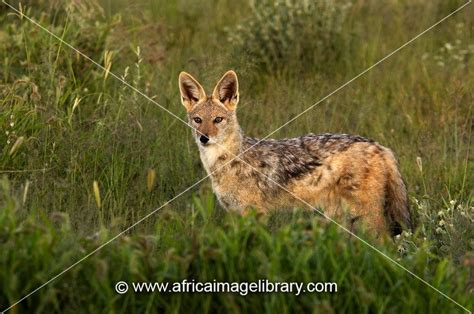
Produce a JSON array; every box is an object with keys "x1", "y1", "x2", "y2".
[{"x1": 179, "y1": 70, "x2": 240, "y2": 147}]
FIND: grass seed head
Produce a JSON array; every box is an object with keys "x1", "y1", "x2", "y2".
[
  {"x1": 93, "y1": 180, "x2": 101, "y2": 208},
  {"x1": 147, "y1": 169, "x2": 156, "y2": 192},
  {"x1": 9, "y1": 136, "x2": 25, "y2": 156}
]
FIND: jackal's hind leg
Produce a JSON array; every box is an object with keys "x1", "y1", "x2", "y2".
[{"x1": 345, "y1": 193, "x2": 388, "y2": 238}]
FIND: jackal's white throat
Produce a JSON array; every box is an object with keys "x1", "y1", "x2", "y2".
[{"x1": 198, "y1": 143, "x2": 227, "y2": 172}]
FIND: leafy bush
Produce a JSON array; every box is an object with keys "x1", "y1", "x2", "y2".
[
  {"x1": 413, "y1": 198, "x2": 473, "y2": 262},
  {"x1": 227, "y1": 0, "x2": 352, "y2": 72}
]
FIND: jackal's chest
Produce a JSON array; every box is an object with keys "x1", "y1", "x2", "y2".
[
  {"x1": 208, "y1": 168, "x2": 253, "y2": 211},
  {"x1": 207, "y1": 163, "x2": 266, "y2": 212},
  {"x1": 212, "y1": 184, "x2": 242, "y2": 210},
  {"x1": 199, "y1": 146, "x2": 228, "y2": 174}
]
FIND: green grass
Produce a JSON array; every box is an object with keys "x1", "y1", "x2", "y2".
[
  {"x1": 0, "y1": 0, "x2": 473, "y2": 312},
  {"x1": 0, "y1": 179, "x2": 472, "y2": 313}
]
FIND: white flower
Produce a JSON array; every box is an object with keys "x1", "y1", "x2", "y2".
[{"x1": 397, "y1": 245, "x2": 406, "y2": 253}]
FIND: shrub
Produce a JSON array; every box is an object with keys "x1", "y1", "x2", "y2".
[{"x1": 227, "y1": 0, "x2": 352, "y2": 72}]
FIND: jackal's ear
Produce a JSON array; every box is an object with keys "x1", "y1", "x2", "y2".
[
  {"x1": 179, "y1": 72, "x2": 206, "y2": 111},
  {"x1": 212, "y1": 70, "x2": 239, "y2": 110}
]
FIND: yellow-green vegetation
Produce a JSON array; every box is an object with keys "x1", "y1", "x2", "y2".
[{"x1": 0, "y1": 0, "x2": 472, "y2": 312}]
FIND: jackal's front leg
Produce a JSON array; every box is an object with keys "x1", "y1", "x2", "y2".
[{"x1": 241, "y1": 206, "x2": 267, "y2": 216}]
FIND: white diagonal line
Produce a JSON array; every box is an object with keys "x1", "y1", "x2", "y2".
[
  {"x1": 233, "y1": 0, "x2": 473, "y2": 161},
  {"x1": 228, "y1": 165, "x2": 472, "y2": 313},
  {"x1": 1, "y1": 174, "x2": 211, "y2": 313},
  {"x1": 1, "y1": 2, "x2": 190, "y2": 129},
  {"x1": 2, "y1": 1, "x2": 471, "y2": 313}
]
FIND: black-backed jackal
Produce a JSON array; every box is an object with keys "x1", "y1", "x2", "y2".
[{"x1": 179, "y1": 70, "x2": 412, "y2": 237}]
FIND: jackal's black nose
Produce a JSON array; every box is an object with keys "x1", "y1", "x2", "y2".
[{"x1": 199, "y1": 134, "x2": 209, "y2": 144}]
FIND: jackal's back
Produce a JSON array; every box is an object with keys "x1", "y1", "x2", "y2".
[
  {"x1": 212, "y1": 133, "x2": 376, "y2": 203},
  {"x1": 242, "y1": 133, "x2": 375, "y2": 184}
]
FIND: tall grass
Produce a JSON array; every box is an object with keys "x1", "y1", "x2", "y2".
[
  {"x1": 0, "y1": 0, "x2": 473, "y2": 312},
  {"x1": 0, "y1": 178, "x2": 472, "y2": 312}
]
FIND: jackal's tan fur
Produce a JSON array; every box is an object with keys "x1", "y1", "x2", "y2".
[{"x1": 179, "y1": 70, "x2": 412, "y2": 236}]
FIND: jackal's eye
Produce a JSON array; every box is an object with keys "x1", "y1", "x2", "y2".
[
  {"x1": 193, "y1": 117, "x2": 202, "y2": 124},
  {"x1": 214, "y1": 117, "x2": 224, "y2": 123}
]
